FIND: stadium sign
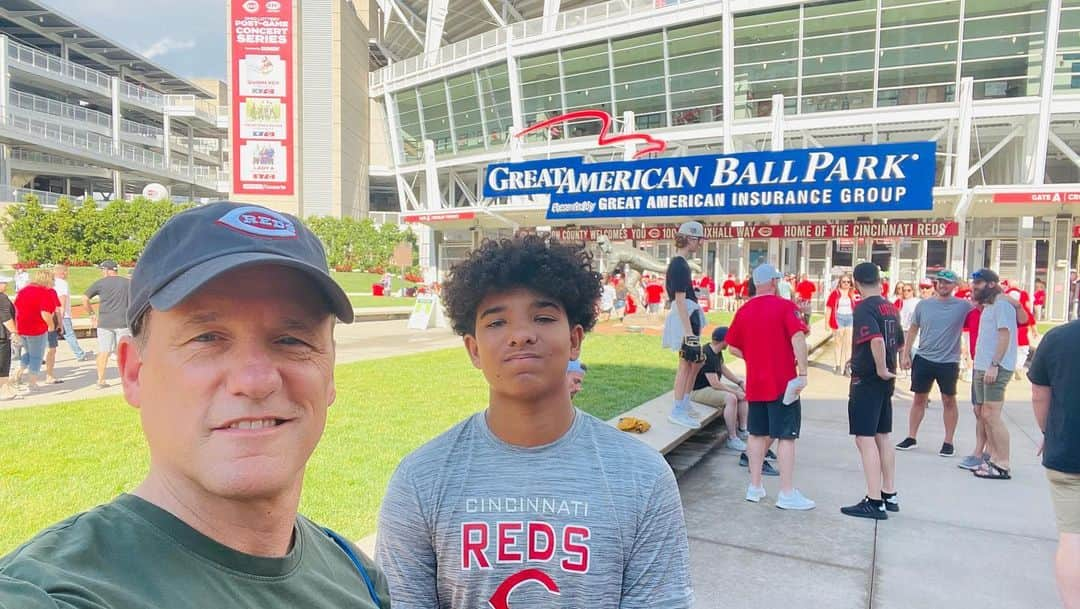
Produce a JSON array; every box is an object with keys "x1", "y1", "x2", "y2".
[{"x1": 485, "y1": 112, "x2": 935, "y2": 220}]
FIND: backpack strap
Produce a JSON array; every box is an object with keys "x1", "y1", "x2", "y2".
[{"x1": 324, "y1": 527, "x2": 382, "y2": 607}]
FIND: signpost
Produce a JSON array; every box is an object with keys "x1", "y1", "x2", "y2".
[
  {"x1": 230, "y1": 0, "x2": 295, "y2": 195},
  {"x1": 484, "y1": 142, "x2": 936, "y2": 220},
  {"x1": 407, "y1": 294, "x2": 446, "y2": 330}
]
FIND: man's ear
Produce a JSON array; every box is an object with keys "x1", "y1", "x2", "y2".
[
  {"x1": 117, "y1": 336, "x2": 143, "y2": 410},
  {"x1": 463, "y1": 334, "x2": 482, "y2": 369},
  {"x1": 569, "y1": 325, "x2": 585, "y2": 361}
]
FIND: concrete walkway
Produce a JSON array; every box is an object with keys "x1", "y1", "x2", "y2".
[
  {"x1": 682, "y1": 345, "x2": 1060, "y2": 609},
  {"x1": 0, "y1": 319, "x2": 459, "y2": 411}
]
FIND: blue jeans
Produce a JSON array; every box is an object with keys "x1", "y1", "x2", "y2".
[
  {"x1": 62, "y1": 317, "x2": 85, "y2": 358},
  {"x1": 19, "y1": 333, "x2": 47, "y2": 375}
]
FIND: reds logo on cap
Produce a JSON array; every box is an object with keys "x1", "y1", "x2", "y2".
[{"x1": 215, "y1": 206, "x2": 298, "y2": 240}]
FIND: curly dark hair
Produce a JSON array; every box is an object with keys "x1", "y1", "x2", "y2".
[{"x1": 442, "y1": 234, "x2": 602, "y2": 336}]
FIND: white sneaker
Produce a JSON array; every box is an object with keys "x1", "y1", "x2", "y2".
[
  {"x1": 776, "y1": 489, "x2": 816, "y2": 510},
  {"x1": 746, "y1": 485, "x2": 766, "y2": 503},
  {"x1": 668, "y1": 407, "x2": 701, "y2": 429},
  {"x1": 725, "y1": 436, "x2": 748, "y2": 451},
  {"x1": 737, "y1": 428, "x2": 749, "y2": 441}
]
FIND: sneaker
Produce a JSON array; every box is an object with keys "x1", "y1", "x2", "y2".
[
  {"x1": 737, "y1": 428, "x2": 749, "y2": 441},
  {"x1": 765, "y1": 449, "x2": 777, "y2": 461},
  {"x1": 883, "y1": 494, "x2": 900, "y2": 513},
  {"x1": 776, "y1": 489, "x2": 816, "y2": 511},
  {"x1": 668, "y1": 408, "x2": 701, "y2": 430},
  {"x1": 896, "y1": 437, "x2": 918, "y2": 451},
  {"x1": 841, "y1": 497, "x2": 888, "y2": 520},
  {"x1": 939, "y1": 443, "x2": 955, "y2": 457},
  {"x1": 958, "y1": 454, "x2": 986, "y2": 470},
  {"x1": 739, "y1": 452, "x2": 749, "y2": 467},
  {"x1": 761, "y1": 461, "x2": 780, "y2": 477},
  {"x1": 725, "y1": 436, "x2": 748, "y2": 452},
  {"x1": 745, "y1": 485, "x2": 766, "y2": 503},
  {"x1": 79, "y1": 352, "x2": 95, "y2": 361}
]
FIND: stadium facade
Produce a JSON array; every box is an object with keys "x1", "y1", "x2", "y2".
[
  {"x1": 368, "y1": 0, "x2": 1080, "y2": 320},
  {"x1": 0, "y1": 0, "x2": 229, "y2": 204}
]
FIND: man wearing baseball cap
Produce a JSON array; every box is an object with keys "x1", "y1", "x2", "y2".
[
  {"x1": 725, "y1": 263, "x2": 814, "y2": 510},
  {"x1": 0, "y1": 202, "x2": 388, "y2": 608},
  {"x1": 84, "y1": 259, "x2": 131, "y2": 388}
]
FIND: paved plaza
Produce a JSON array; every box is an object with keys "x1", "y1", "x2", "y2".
[{"x1": 5, "y1": 322, "x2": 1061, "y2": 607}]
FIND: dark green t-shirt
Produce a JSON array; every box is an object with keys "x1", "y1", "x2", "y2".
[{"x1": 0, "y1": 494, "x2": 390, "y2": 609}]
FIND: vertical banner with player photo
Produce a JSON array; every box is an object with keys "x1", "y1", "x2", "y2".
[{"x1": 230, "y1": 0, "x2": 294, "y2": 195}]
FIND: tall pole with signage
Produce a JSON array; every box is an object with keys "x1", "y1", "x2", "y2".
[{"x1": 230, "y1": 0, "x2": 295, "y2": 197}]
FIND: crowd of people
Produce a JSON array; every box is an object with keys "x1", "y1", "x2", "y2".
[{"x1": 0, "y1": 262, "x2": 131, "y2": 399}]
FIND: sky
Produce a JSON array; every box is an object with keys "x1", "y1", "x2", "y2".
[{"x1": 41, "y1": 0, "x2": 227, "y2": 82}]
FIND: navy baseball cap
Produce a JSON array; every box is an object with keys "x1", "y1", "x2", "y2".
[
  {"x1": 128, "y1": 202, "x2": 354, "y2": 328},
  {"x1": 711, "y1": 326, "x2": 728, "y2": 343},
  {"x1": 99, "y1": 260, "x2": 119, "y2": 270},
  {"x1": 852, "y1": 262, "x2": 880, "y2": 285}
]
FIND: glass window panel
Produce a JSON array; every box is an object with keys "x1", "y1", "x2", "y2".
[
  {"x1": 802, "y1": 52, "x2": 875, "y2": 76},
  {"x1": 667, "y1": 30, "x2": 721, "y2": 56},
  {"x1": 803, "y1": 32, "x2": 876, "y2": 57},
  {"x1": 670, "y1": 88, "x2": 723, "y2": 109},
  {"x1": 1056, "y1": 8, "x2": 1080, "y2": 91},
  {"x1": 478, "y1": 64, "x2": 512, "y2": 145},
  {"x1": 804, "y1": 0, "x2": 875, "y2": 19},
  {"x1": 735, "y1": 9, "x2": 799, "y2": 32},
  {"x1": 617, "y1": 79, "x2": 665, "y2": 99},
  {"x1": 667, "y1": 20, "x2": 722, "y2": 40},
  {"x1": 964, "y1": 14, "x2": 1047, "y2": 39},
  {"x1": 802, "y1": 72, "x2": 874, "y2": 96},
  {"x1": 520, "y1": 53, "x2": 559, "y2": 81},
  {"x1": 669, "y1": 72, "x2": 723, "y2": 93},
  {"x1": 879, "y1": 43, "x2": 957, "y2": 67},
  {"x1": 882, "y1": 0, "x2": 960, "y2": 23},
  {"x1": 613, "y1": 60, "x2": 665, "y2": 84},
  {"x1": 395, "y1": 89, "x2": 423, "y2": 163},
  {"x1": 961, "y1": 2, "x2": 1046, "y2": 98},
  {"x1": 880, "y1": 22, "x2": 960, "y2": 47},
  {"x1": 561, "y1": 43, "x2": 609, "y2": 75},
  {"x1": 878, "y1": 64, "x2": 957, "y2": 88},
  {"x1": 564, "y1": 86, "x2": 611, "y2": 109},
  {"x1": 448, "y1": 74, "x2": 483, "y2": 153},
  {"x1": 612, "y1": 32, "x2": 663, "y2": 59},
  {"x1": 669, "y1": 50, "x2": 724, "y2": 74},
  {"x1": 671, "y1": 89, "x2": 723, "y2": 125},
  {"x1": 564, "y1": 72, "x2": 609, "y2": 92},
  {"x1": 419, "y1": 82, "x2": 452, "y2": 155},
  {"x1": 521, "y1": 78, "x2": 562, "y2": 97},
  {"x1": 804, "y1": 12, "x2": 875, "y2": 36},
  {"x1": 734, "y1": 40, "x2": 797, "y2": 66}
]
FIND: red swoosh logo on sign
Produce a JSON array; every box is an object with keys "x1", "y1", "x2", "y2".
[
  {"x1": 488, "y1": 568, "x2": 561, "y2": 609},
  {"x1": 516, "y1": 110, "x2": 667, "y2": 159}
]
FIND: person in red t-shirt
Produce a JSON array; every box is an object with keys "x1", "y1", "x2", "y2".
[
  {"x1": 1033, "y1": 279, "x2": 1046, "y2": 321},
  {"x1": 795, "y1": 274, "x2": 816, "y2": 325},
  {"x1": 644, "y1": 278, "x2": 665, "y2": 319},
  {"x1": 736, "y1": 276, "x2": 751, "y2": 308},
  {"x1": 725, "y1": 264, "x2": 814, "y2": 510},
  {"x1": 1004, "y1": 285, "x2": 1037, "y2": 380},
  {"x1": 722, "y1": 274, "x2": 737, "y2": 312},
  {"x1": 13, "y1": 268, "x2": 59, "y2": 390}
]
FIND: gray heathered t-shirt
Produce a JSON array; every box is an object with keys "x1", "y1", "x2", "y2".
[
  {"x1": 910, "y1": 297, "x2": 974, "y2": 363},
  {"x1": 375, "y1": 409, "x2": 694, "y2": 609},
  {"x1": 975, "y1": 297, "x2": 1018, "y2": 372},
  {"x1": 85, "y1": 275, "x2": 131, "y2": 330}
]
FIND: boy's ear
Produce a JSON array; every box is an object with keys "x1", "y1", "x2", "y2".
[
  {"x1": 569, "y1": 324, "x2": 585, "y2": 361},
  {"x1": 463, "y1": 334, "x2": 482, "y2": 369}
]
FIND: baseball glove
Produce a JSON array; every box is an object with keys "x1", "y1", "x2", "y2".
[
  {"x1": 616, "y1": 417, "x2": 652, "y2": 433},
  {"x1": 679, "y1": 335, "x2": 706, "y2": 363}
]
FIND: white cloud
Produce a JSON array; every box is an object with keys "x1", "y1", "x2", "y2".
[{"x1": 139, "y1": 36, "x2": 197, "y2": 60}]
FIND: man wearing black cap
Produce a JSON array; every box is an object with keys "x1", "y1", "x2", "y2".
[
  {"x1": 842, "y1": 262, "x2": 905, "y2": 520},
  {"x1": 0, "y1": 203, "x2": 388, "y2": 608},
  {"x1": 83, "y1": 260, "x2": 131, "y2": 388},
  {"x1": 689, "y1": 326, "x2": 749, "y2": 453}
]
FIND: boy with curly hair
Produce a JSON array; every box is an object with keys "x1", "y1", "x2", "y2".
[{"x1": 375, "y1": 235, "x2": 693, "y2": 609}]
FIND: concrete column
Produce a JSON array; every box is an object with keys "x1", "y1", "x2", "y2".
[
  {"x1": 505, "y1": 44, "x2": 524, "y2": 161},
  {"x1": 423, "y1": 139, "x2": 440, "y2": 210},
  {"x1": 64, "y1": 178, "x2": 71, "y2": 196},
  {"x1": 0, "y1": 36, "x2": 8, "y2": 121},
  {"x1": 187, "y1": 124, "x2": 194, "y2": 175},
  {"x1": 110, "y1": 77, "x2": 121, "y2": 154},
  {"x1": 721, "y1": 0, "x2": 734, "y2": 153},
  {"x1": 954, "y1": 78, "x2": 973, "y2": 189},
  {"x1": 1031, "y1": 0, "x2": 1062, "y2": 185},
  {"x1": 112, "y1": 171, "x2": 122, "y2": 199},
  {"x1": 60, "y1": 42, "x2": 69, "y2": 61},
  {"x1": 0, "y1": 144, "x2": 10, "y2": 188},
  {"x1": 162, "y1": 112, "x2": 171, "y2": 167},
  {"x1": 1049, "y1": 217, "x2": 1072, "y2": 321},
  {"x1": 622, "y1": 110, "x2": 636, "y2": 161}
]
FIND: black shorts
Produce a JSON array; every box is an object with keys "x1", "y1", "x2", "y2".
[
  {"x1": 748, "y1": 398, "x2": 801, "y2": 439},
  {"x1": 910, "y1": 355, "x2": 959, "y2": 396},
  {"x1": 0, "y1": 338, "x2": 9, "y2": 377},
  {"x1": 848, "y1": 376, "x2": 895, "y2": 437}
]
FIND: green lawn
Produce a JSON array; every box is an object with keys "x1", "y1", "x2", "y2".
[
  {"x1": 349, "y1": 295, "x2": 416, "y2": 308},
  {"x1": 0, "y1": 333, "x2": 672, "y2": 554}
]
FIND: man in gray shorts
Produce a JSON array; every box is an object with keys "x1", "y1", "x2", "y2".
[
  {"x1": 84, "y1": 260, "x2": 131, "y2": 388},
  {"x1": 970, "y1": 268, "x2": 1018, "y2": 480}
]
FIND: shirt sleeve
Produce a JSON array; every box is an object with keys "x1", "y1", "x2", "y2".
[
  {"x1": 1027, "y1": 331, "x2": 1054, "y2": 386},
  {"x1": 782, "y1": 302, "x2": 809, "y2": 338},
  {"x1": 724, "y1": 313, "x2": 743, "y2": 350},
  {"x1": 84, "y1": 281, "x2": 99, "y2": 300},
  {"x1": 994, "y1": 301, "x2": 1014, "y2": 330},
  {"x1": 620, "y1": 468, "x2": 694, "y2": 609},
  {"x1": 0, "y1": 574, "x2": 81, "y2": 608},
  {"x1": 826, "y1": 290, "x2": 838, "y2": 308},
  {"x1": 374, "y1": 460, "x2": 439, "y2": 609},
  {"x1": 853, "y1": 302, "x2": 882, "y2": 345},
  {"x1": 667, "y1": 260, "x2": 691, "y2": 297}
]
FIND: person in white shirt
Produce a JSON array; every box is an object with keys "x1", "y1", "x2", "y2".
[{"x1": 53, "y1": 265, "x2": 89, "y2": 362}]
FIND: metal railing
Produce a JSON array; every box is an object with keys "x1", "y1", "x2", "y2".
[
  {"x1": 121, "y1": 117, "x2": 163, "y2": 139},
  {"x1": 164, "y1": 94, "x2": 225, "y2": 126},
  {"x1": 10, "y1": 148, "x2": 96, "y2": 168},
  {"x1": 369, "y1": 211, "x2": 401, "y2": 225},
  {"x1": 8, "y1": 89, "x2": 112, "y2": 130},
  {"x1": 0, "y1": 183, "x2": 68, "y2": 206},
  {"x1": 1, "y1": 109, "x2": 226, "y2": 191},
  {"x1": 371, "y1": 0, "x2": 702, "y2": 88},
  {"x1": 6, "y1": 38, "x2": 112, "y2": 94},
  {"x1": 120, "y1": 80, "x2": 163, "y2": 109}
]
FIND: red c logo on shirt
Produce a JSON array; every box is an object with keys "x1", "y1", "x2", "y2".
[{"x1": 488, "y1": 568, "x2": 561, "y2": 609}]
